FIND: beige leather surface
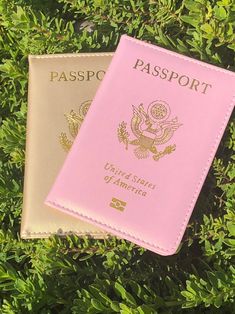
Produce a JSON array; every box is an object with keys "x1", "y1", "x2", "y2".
[{"x1": 21, "y1": 53, "x2": 113, "y2": 238}]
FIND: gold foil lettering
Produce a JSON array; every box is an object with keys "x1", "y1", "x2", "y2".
[
  {"x1": 50, "y1": 71, "x2": 58, "y2": 81},
  {"x1": 189, "y1": 78, "x2": 200, "y2": 91},
  {"x1": 168, "y1": 71, "x2": 178, "y2": 82},
  {"x1": 179, "y1": 75, "x2": 190, "y2": 86},
  {"x1": 58, "y1": 72, "x2": 68, "y2": 81},
  {"x1": 50, "y1": 70, "x2": 106, "y2": 82},
  {"x1": 201, "y1": 82, "x2": 212, "y2": 94},
  {"x1": 87, "y1": 70, "x2": 95, "y2": 81},
  {"x1": 132, "y1": 58, "x2": 212, "y2": 94}
]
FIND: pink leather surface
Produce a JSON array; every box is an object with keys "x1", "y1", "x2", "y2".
[{"x1": 45, "y1": 34, "x2": 235, "y2": 255}]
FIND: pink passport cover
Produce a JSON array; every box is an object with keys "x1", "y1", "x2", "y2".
[{"x1": 45, "y1": 35, "x2": 235, "y2": 255}]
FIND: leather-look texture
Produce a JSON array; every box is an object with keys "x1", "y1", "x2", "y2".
[
  {"x1": 44, "y1": 35, "x2": 235, "y2": 255},
  {"x1": 21, "y1": 52, "x2": 113, "y2": 238}
]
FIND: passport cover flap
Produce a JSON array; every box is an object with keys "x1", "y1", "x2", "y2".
[
  {"x1": 44, "y1": 35, "x2": 235, "y2": 255},
  {"x1": 21, "y1": 52, "x2": 113, "y2": 238}
]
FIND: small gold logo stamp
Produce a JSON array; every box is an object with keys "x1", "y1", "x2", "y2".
[
  {"x1": 117, "y1": 100, "x2": 182, "y2": 161},
  {"x1": 110, "y1": 197, "x2": 126, "y2": 211}
]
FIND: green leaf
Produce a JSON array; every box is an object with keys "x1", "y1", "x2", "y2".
[
  {"x1": 114, "y1": 282, "x2": 137, "y2": 306},
  {"x1": 214, "y1": 6, "x2": 227, "y2": 20},
  {"x1": 181, "y1": 291, "x2": 195, "y2": 300},
  {"x1": 201, "y1": 23, "x2": 213, "y2": 34},
  {"x1": 180, "y1": 15, "x2": 200, "y2": 27},
  {"x1": 90, "y1": 298, "x2": 106, "y2": 311},
  {"x1": 227, "y1": 222, "x2": 235, "y2": 236}
]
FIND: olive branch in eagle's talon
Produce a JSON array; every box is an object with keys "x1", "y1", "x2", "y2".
[
  {"x1": 59, "y1": 110, "x2": 82, "y2": 152},
  {"x1": 117, "y1": 121, "x2": 130, "y2": 150},
  {"x1": 59, "y1": 132, "x2": 73, "y2": 152}
]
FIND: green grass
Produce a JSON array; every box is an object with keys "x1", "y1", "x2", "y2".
[{"x1": 0, "y1": 0, "x2": 235, "y2": 313}]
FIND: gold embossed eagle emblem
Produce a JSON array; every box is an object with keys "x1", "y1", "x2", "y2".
[
  {"x1": 117, "y1": 100, "x2": 182, "y2": 161},
  {"x1": 59, "y1": 100, "x2": 91, "y2": 151}
]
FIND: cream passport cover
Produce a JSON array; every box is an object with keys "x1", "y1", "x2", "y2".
[
  {"x1": 45, "y1": 35, "x2": 235, "y2": 255},
  {"x1": 21, "y1": 52, "x2": 113, "y2": 238}
]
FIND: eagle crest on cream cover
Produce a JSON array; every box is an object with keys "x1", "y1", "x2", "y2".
[
  {"x1": 21, "y1": 52, "x2": 113, "y2": 239},
  {"x1": 45, "y1": 35, "x2": 235, "y2": 255}
]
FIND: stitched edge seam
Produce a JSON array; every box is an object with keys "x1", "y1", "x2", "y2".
[
  {"x1": 29, "y1": 53, "x2": 114, "y2": 59},
  {"x1": 46, "y1": 200, "x2": 168, "y2": 253},
  {"x1": 124, "y1": 35, "x2": 235, "y2": 76},
  {"x1": 21, "y1": 230, "x2": 108, "y2": 237}
]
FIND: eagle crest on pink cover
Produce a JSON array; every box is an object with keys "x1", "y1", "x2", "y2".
[{"x1": 117, "y1": 100, "x2": 182, "y2": 161}]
